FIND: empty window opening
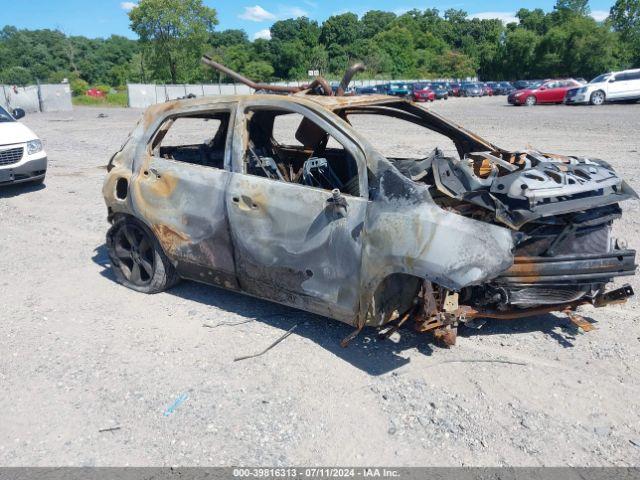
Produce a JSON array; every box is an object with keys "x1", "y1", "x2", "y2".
[
  {"x1": 151, "y1": 112, "x2": 230, "y2": 169},
  {"x1": 244, "y1": 108, "x2": 360, "y2": 196},
  {"x1": 344, "y1": 111, "x2": 459, "y2": 161}
]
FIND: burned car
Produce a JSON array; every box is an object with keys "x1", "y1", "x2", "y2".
[{"x1": 103, "y1": 60, "x2": 636, "y2": 346}]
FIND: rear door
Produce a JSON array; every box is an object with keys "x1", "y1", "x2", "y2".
[
  {"x1": 133, "y1": 103, "x2": 238, "y2": 288},
  {"x1": 543, "y1": 81, "x2": 564, "y2": 103},
  {"x1": 620, "y1": 71, "x2": 640, "y2": 98},
  {"x1": 607, "y1": 72, "x2": 629, "y2": 99},
  {"x1": 538, "y1": 81, "x2": 559, "y2": 103},
  {"x1": 225, "y1": 99, "x2": 369, "y2": 322}
]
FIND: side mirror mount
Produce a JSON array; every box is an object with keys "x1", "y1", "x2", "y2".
[
  {"x1": 326, "y1": 189, "x2": 348, "y2": 219},
  {"x1": 12, "y1": 108, "x2": 25, "y2": 120},
  {"x1": 539, "y1": 86, "x2": 546, "y2": 91},
  {"x1": 609, "y1": 77, "x2": 616, "y2": 83}
]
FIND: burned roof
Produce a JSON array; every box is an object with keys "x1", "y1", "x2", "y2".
[{"x1": 143, "y1": 93, "x2": 405, "y2": 117}]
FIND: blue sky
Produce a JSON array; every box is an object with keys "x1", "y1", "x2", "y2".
[{"x1": 0, "y1": 0, "x2": 614, "y2": 40}]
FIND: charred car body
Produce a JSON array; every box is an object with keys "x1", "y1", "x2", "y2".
[{"x1": 103, "y1": 59, "x2": 636, "y2": 345}]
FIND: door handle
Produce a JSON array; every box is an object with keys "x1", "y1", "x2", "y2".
[{"x1": 232, "y1": 195, "x2": 259, "y2": 210}]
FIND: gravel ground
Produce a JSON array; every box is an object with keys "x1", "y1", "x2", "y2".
[{"x1": 1, "y1": 97, "x2": 639, "y2": 467}]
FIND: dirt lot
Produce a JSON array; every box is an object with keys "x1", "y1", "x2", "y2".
[{"x1": 1, "y1": 96, "x2": 639, "y2": 467}]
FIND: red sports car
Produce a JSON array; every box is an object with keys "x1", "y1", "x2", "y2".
[
  {"x1": 508, "y1": 79, "x2": 582, "y2": 106},
  {"x1": 412, "y1": 87, "x2": 436, "y2": 102}
]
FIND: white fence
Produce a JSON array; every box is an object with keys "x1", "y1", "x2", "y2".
[
  {"x1": 127, "y1": 83, "x2": 255, "y2": 108},
  {"x1": 126, "y1": 78, "x2": 467, "y2": 109},
  {"x1": 0, "y1": 84, "x2": 72, "y2": 113}
]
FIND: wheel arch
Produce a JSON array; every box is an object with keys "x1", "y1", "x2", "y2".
[{"x1": 365, "y1": 273, "x2": 424, "y2": 327}]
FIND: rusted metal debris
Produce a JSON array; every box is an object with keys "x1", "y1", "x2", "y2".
[
  {"x1": 202, "y1": 56, "x2": 364, "y2": 97},
  {"x1": 102, "y1": 61, "x2": 637, "y2": 349},
  {"x1": 433, "y1": 326, "x2": 458, "y2": 347},
  {"x1": 202, "y1": 319, "x2": 255, "y2": 329},
  {"x1": 234, "y1": 324, "x2": 298, "y2": 361},
  {"x1": 98, "y1": 426, "x2": 122, "y2": 433},
  {"x1": 564, "y1": 308, "x2": 596, "y2": 332}
]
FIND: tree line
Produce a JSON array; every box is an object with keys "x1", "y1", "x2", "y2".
[{"x1": 1, "y1": 0, "x2": 639, "y2": 89}]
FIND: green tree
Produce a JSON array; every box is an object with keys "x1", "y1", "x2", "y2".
[
  {"x1": 372, "y1": 27, "x2": 417, "y2": 77},
  {"x1": 210, "y1": 29, "x2": 248, "y2": 48},
  {"x1": 270, "y1": 17, "x2": 320, "y2": 48},
  {"x1": 499, "y1": 28, "x2": 541, "y2": 79},
  {"x1": 552, "y1": 0, "x2": 590, "y2": 24},
  {"x1": 0, "y1": 66, "x2": 32, "y2": 84},
  {"x1": 555, "y1": 0, "x2": 591, "y2": 16},
  {"x1": 610, "y1": 0, "x2": 640, "y2": 64},
  {"x1": 537, "y1": 16, "x2": 623, "y2": 78},
  {"x1": 243, "y1": 61, "x2": 274, "y2": 80},
  {"x1": 128, "y1": 0, "x2": 218, "y2": 83},
  {"x1": 360, "y1": 11, "x2": 397, "y2": 38},
  {"x1": 610, "y1": 0, "x2": 640, "y2": 35},
  {"x1": 1, "y1": 3, "x2": 634, "y2": 87},
  {"x1": 320, "y1": 13, "x2": 360, "y2": 46},
  {"x1": 433, "y1": 51, "x2": 477, "y2": 78},
  {"x1": 516, "y1": 9, "x2": 550, "y2": 35}
]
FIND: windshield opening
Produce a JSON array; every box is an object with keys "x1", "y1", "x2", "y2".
[
  {"x1": 0, "y1": 106, "x2": 16, "y2": 123},
  {"x1": 336, "y1": 102, "x2": 496, "y2": 163},
  {"x1": 590, "y1": 74, "x2": 610, "y2": 83}
]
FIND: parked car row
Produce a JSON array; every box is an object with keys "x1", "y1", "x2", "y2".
[
  {"x1": 507, "y1": 68, "x2": 640, "y2": 106},
  {"x1": 354, "y1": 81, "x2": 516, "y2": 102},
  {"x1": 353, "y1": 68, "x2": 639, "y2": 107},
  {"x1": 507, "y1": 79, "x2": 584, "y2": 106}
]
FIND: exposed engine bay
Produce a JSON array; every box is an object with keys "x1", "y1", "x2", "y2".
[
  {"x1": 390, "y1": 140, "x2": 636, "y2": 322},
  {"x1": 333, "y1": 102, "x2": 636, "y2": 342}
]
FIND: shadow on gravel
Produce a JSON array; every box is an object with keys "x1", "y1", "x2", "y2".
[
  {"x1": 92, "y1": 243, "x2": 117, "y2": 281},
  {"x1": 92, "y1": 242, "x2": 583, "y2": 374},
  {"x1": 0, "y1": 182, "x2": 45, "y2": 198},
  {"x1": 460, "y1": 315, "x2": 583, "y2": 348},
  {"x1": 167, "y1": 280, "x2": 437, "y2": 376},
  {"x1": 92, "y1": 243, "x2": 433, "y2": 375}
]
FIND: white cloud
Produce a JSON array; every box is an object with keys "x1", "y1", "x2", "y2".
[
  {"x1": 239, "y1": 5, "x2": 276, "y2": 22},
  {"x1": 120, "y1": 1, "x2": 137, "y2": 11},
  {"x1": 253, "y1": 28, "x2": 272, "y2": 40},
  {"x1": 470, "y1": 11, "x2": 519, "y2": 24},
  {"x1": 591, "y1": 10, "x2": 609, "y2": 21}
]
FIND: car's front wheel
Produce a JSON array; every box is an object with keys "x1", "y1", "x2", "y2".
[
  {"x1": 106, "y1": 217, "x2": 179, "y2": 294},
  {"x1": 590, "y1": 90, "x2": 605, "y2": 105},
  {"x1": 525, "y1": 95, "x2": 537, "y2": 106}
]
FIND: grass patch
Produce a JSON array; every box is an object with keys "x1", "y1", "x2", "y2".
[{"x1": 72, "y1": 92, "x2": 128, "y2": 107}]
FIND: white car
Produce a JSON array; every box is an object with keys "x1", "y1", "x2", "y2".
[
  {"x1": 565, "y1": 68, "x2": 640, "y2": 105},
  {"x1": 0, "y1": 105, "x2": 47, "y2": 186}
]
